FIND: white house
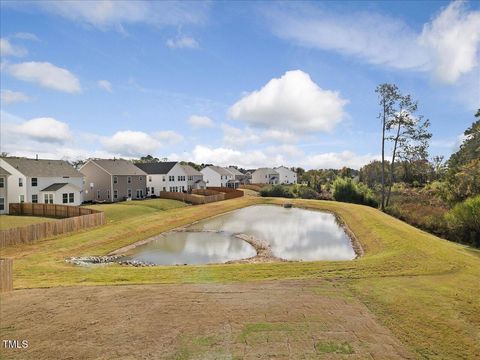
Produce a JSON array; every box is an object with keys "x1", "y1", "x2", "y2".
[
  {"x1": 274, "y1": 166, "x2": 297, "y2": 184},
  {"x1": 251, "y1": 168, "x2": 279, "y2": 184},
  {"x1": 201, "y1": 166, "x2": 239, "y2": 188},
  {"x1": 0, "y1": 157, "x2": 84, "y2": 213},
  {"x1": 135, "y1": 162, "x2": 206, "y2": 196},
  {"x1": 0, "y1": 166, "x2": 11, "y2": 215}
]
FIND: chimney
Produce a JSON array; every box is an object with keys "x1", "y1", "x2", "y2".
[{"x1": 36, "y1": 154, "x2": 38, "y2": 160}]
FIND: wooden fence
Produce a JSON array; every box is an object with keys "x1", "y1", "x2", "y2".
[
  {"x1": 160, "y1": 191, "x2": 225, "y2": 205},
  {"x1": 240, "y1": 184, "x2": 268, "y2": 192},
  {"x1": 207, "y1": 187, "x2": 244, "y2": 199},
  {"x1": 1, "y1": 204, "x2": 105, "y2": 248},
  {"x1": 0, "y1": 258, "x2": 13, "y2": 292}
]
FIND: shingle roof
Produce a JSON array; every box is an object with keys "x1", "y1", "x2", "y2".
[
  {"x1": 41, "y1": 183, "x2": 68, "y2": 192},
  {"x1": 0, "y1": 166, "x2": 11, "y2": 176},
  {"x1": 134, "y1": 162, "x2": 177, "y2": 175},
  {"x1": 228, "y1": 167, "x2": 244, "y2": 176},
  {"x1": 203, "y1": 165, "x2": 233, "y2": 176},
  {"x1": 180, "y1": 164, "x2": 202, "y2": 176},
  {"x1": 253, "y1": 168, "x2": 279, "y2": 175},
  {"x1": 89, "y1": 159, "x2": 148, "y2": 176},
  {"x1": 1, "y1": 157, "x2": 83, "y2": 177}
]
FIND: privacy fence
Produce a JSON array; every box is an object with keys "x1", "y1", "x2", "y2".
[
  {"x1": 1, "y1": 203, "x2": 105, "y2": 248},
  {"x1": 160, "y1": 187, "x2": 243, "y2": 205},
  {"x1": 0, "y1": 258, "x2": 13, "y2": 293},
  {"x1": 206, "y1": 187, "x2": 244, "y2": 200}
]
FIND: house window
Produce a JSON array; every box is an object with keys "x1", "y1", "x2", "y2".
[
  {"x1": 31, "y1": 178, "x2": 38, "y2": 186},
  {"x1": 113, "y1": 176, "x2": 118, "y2": 184},
  {"x1": 69, "y1": 193, "x2": 74, "y2": 203},
  {"x1": 0, "y1": 198, "x2": 4, "y2": 211},
  {"x1": 113, "y1": 190, "x2": 118, "y2": 199},
  {"x1": 0, "y1": 177, "x2": 4, "y2": 188},
  {"x1": 127, "y1": 189, "x2": 132, "y2": 198},
  {"x1": 163, "y1": 187, "x2": 166, "y2": 191},
  {"x1": 63, "y1": 193, "x2": 68, "y2": 204},
  {"x1": 97, "y1": 190, "x2": 101, "y2": 199},
  {"x1": 169, "y1": 175, "x2": 174, "y2": 181},
  {"x1": 32, "y1": 194, "x2": 38, "y2": 203},
  {"x1": 162, "y1": 176, "x2": 166, "y2": 181},
  {"x1": 127, "y1": 176, "x2": 132, "y2": 184},
  {"x1": 188, "y1": 176, "x2": 193, "y2": 181},
  {"x1": 149, "y1": 176, "x2": 152, "y2": 182},
  {"x1": 19, "y1": 178, "x2": 23, "y2": 187},
  {"x1": 106, "y1": 190, "x2": 110, "y2": 199},
  {"x1": 139, "y1": 176, "x2": 143, "y2": 181},
  {"x1": 151, "y1": 187, "x2": 154, "y2": 195}
]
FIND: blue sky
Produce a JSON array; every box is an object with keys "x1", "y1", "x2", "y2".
[{"x1": 1, "y1": 0, "x2": 479, "y2": 169}]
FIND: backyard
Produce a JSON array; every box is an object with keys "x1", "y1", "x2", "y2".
[{"x1": 1, "y1": 196, "x2": 479, "y2": 359}]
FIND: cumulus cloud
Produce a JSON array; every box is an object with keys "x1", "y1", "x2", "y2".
[
  {"x1": 229, "y1": 70, "x2": 347, "y2": 133},
  {"x1": 154, "y1": 130, "x2": 184, "y2": 144},
  {"x1": 1, "y1": 90, "x2": 29, "y2": 104},
  {"x1": 6, "y1": 62, "x2": 81, "y2": 93},
  {"x1": 0, "y1": 38, "x2": 27, "y2": 57},
  {"x1": 221, "y1": 124, "x2": 260, "y2": 147},
  {"x1": 9, "y1": 117, "x2": 73, "y2": 144},
  {"x1": 301, "y1": 151, "x2": 380, "y2": 170},
  {"x1": 266, "y1": 1, "x2": 480, "y2": 84},
  {"x1": 166, "y1": 35, "x2": 199, "y2": 49},
  {"x1": 97, "y1": 79, "x2": 112, "y2": 92},
  {"x1": 18, "y1": 1, "x2": 209, "y2": 30},
  {"x1": 188, "y1": 115, "x2": 214, "y2": 128},
  {"x1": 101, "y1": 130, "x2": 162, "y2": 157}
]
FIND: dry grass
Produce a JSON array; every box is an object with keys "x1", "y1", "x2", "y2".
[{"x1": 0, "y1": 215, "x2": 54, "y2": 230}]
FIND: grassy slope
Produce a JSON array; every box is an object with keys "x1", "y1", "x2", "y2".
[
  {"x1": 0, "y1": 215, "x2": 55, "y2": 230},
  {"x1": 1, "y1": 197, "x2": 479, "y2": 358}
]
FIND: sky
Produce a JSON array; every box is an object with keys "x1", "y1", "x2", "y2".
[{"x1": 1, "y1": 0, "x2": 479, "y2": 169}]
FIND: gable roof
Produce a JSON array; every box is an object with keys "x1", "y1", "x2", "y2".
[
  {"x1": 202, "y1": 165, "x2": 233, "y2": 176},
  {"x1": 227, "y1": 167, "x2": 244, "y2": 176},
  {"x1": 0, "y1": 166, "x2": 11, "y2": 176},
  {"x1": 253, "y1": 167, "x2": 279, "y2": 175},
  {"x1": 88, "y1": 159, "x2": 147, "y2": 176},
  {"x1": 180, "y1": 164, "x2": 202, "y2": 176},
  {"x1": 1, "y1": 157, "x2": 83, "y2": 177},
  {"x1": 134, "y1": 162, "x2": 177, "y2": 175},
  {"x1": 275, "y1": 166, "x2": 296, "y2": 173}
]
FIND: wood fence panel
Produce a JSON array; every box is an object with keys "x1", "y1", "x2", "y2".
[{"x1": 0, "y1": 258, "x2": 13, "y2": 292}]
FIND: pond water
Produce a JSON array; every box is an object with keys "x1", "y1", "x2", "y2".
[{"x1": 122, "y1": 205, "x2": 356, "y2": 265}]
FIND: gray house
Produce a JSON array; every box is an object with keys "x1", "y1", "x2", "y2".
[
  {"x1": 0, "y1": 166, "x2": 11, "y2": 214},
  {"x1": 80, "y1": 159, "x2": 147, "y2": 202}
]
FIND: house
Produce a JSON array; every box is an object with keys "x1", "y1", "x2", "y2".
[
  {"x1": 227, "y1": 167, "x2": 249, "y2": 185},
  {"x1": 0, "y1": 157, "x2": 84, "y2": 213},
  {"x1": 80, "y1": 159, "x2": 147, "y2": 202},
  {"x1": 251, "y1": 168, "x2": 279, "y2": 184},
  {"x1": 274, "y1": 166, "x2": 297, "y2": 184},
  {"x1": 201, "y1": 166, "x2": 239, "y2": 188},
  {"x1": 134, "y1": 162, "x2": 206, "y2": 196},
  {"x1": 0, "y1": 167, "x2": 11, "y2": 215}
]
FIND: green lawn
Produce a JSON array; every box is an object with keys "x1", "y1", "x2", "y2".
[
  {"x1": 0, "y1": 215, "x2": 55, "y2": 230},
  {"x1": 1, "y1": 196, "x2": 479, "y2": 358}
]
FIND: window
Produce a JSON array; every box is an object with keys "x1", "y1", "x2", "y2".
[
  {"x1": 113, "y1": 176, "x2": 118, "y2": 184},
  {"x1": 97, "y1": 190, "x2": 101, "y2": 199},
  {"x1": 162, "y1": 176, "x2": 166, "y2": 182},
  {"x1": 139, "y1": 176, "x2": 143, "y2": 181},
  {"x1": 19, "y1": 195, "x2": 25, "y2": 203},
  {"x1": 149, "y1": 176, "x2": 152, "y2": 182},
  {"x1": 31, "y1": 178, "x2": 38, "y2": 186},
  {"x1": 177, "y1": 176, "x2": 186, "y2": 181},
  {"x1": 44, "y1": 194, "x2": 53, "y2": 204},
  {"x1": 127, "y1": 189, "x2": 132, "y2": 198},
  {"x1": 106, "y1": 190, "x2": 110, "y2": 199},
  {"x1": 169, "y1": 175, "x2": 174, "y2": 181},
  {"x1": 151, "y1": 187, "x2": 154, "y2": 195},
  {"x1": 0, "y1": 177, "x2": 4, "y2": 188},
  {"x1": 188, "y1": 176, "x2": 193, "y2": 181},
  {"x1": 163, "y1": 187, "x2": 166, "y2": 191},
  {"x1": 32, "y1": 194, "x2": 38, "y2": 203},
  {"x1": 19, "y1": 178, "x2": 23, "y2": 187},
  {"x1": 113, "y1": 190, "x2": 118, "y2": 199},
  {"x1": 0, "y1": 198, "x2": 4, "y2": 211},
  {"x1": 69, "y1": 193, "x2": 74, "y2": 203},
  {"x1": 63, "y1": 193, "x2": 68, "y2": 204},
  {"x1": 127, "y1": 176, "x2": 132, "y2": 184}
]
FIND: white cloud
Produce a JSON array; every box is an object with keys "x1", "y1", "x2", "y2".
[
  {"x1": 166, "y1": 35, "x2": 199, "y2": 49},
  {"x1": 97, "y1": 79, "x2": 112, "y2": 92},
  {"x1": 9, "y1": 117, "x2": 73, "y2": 144},
  {"x1": 221, "y1": 124, "x2": 260, "y2": 147},
  {"x1": 1, "y1": 90, "x2": 29, "y2": 104},
  {"x1": 188, "y1": 115, "x2": 214, "y2": 128},
  {"x1": 263, "y1": 129, "x2": 297, "y2": 143},
  {"x1": 229, "y1": 70, "x2": 347, "y2": 133},
  {"x1": 101, "y1": 130, "x2": 162, "y2": 157},
  {"x1": 7, "y1": 62, "x2": 81, "y2": 93},
  {"x1": 266, "y1": 144, "x2": 304, "y2": 158},
  {"x1": 13, "y1": 32, "x2": 40, "y2": 41},
  {"x1": 301, "y1": 151, "x2": 380, "y2": 170},
  {"x1": 419, "y1": 1, "x2": 480, "y2": 83},
  {"x1": 22, "y1": 1, "x2": 209, "y2": 30},
  {"x1": 0, "y1": 38, "x2": 27, "y2": 57},
  {"x1": 154, "y1": 130, "x2": 184, "y2": 144},
  {"x1": 266, "y1": 1, "x2": 480, "y2": 84}
]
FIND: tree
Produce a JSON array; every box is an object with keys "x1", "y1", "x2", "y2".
[
  {"x1": 376, "y1": 84, "x2": 400, "y2": 210},
  {"x1": 133, "y1": 155, "x2": 160, "y2": 163}
]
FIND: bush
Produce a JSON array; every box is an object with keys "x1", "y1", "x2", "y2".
[
  {"x1": 259, "y1": 185, "x2": 294, "y2": 198},
  {"x1": 445, "y1": 195, "x2": 480, "y2": 247},
  {"x1": 333, "y1": 178, "x2": 378, "y2": 207},
  {"x1": 295, "y1": 186, "x2": 320, "y2": 199}
]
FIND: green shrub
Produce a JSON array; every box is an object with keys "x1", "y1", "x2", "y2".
[
  {"x1": 296, "y1": 186, "x2": 320, "y2": 199},
  {"x1": 259, "y1": 185, "x2": 294, "y2": 198},
  {"x1": 445, "y1": 195, "x2": 480, "y2": 247},
  {"x1": 333, "y1": 178, "x2": 378, "y2": 208}
]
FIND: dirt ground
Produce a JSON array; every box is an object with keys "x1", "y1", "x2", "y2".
[{"x1": 0, "y1": 280, "x2": 413, "y2": 359}]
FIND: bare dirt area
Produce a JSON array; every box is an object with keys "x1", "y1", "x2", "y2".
[{"x1": 1, "y1": 280, "x2": 413, "y2": 360}]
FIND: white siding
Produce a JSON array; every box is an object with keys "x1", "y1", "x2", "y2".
[{"x1": 275, "y1": 166, "x2": 297, "y2": 184}]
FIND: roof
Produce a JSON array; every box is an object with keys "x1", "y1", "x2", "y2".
[
  {"x1": 1, "y1": 157, "x2": 83, "y2": 177},
  {"x1": 41, "y1": 183, "x2": 68, "y2": 191},
  {"x1": 0, "y1": 166, "x2": 11, "y2": 176},
  {"x1": 202, "y1": 165, "x2": 233, "y2": 176},
  {"x1": 253, "y1": 168, "x2": 279, "y2": 175},
  {"x1": 275, "y1": 166, "x2": 295, "y2": 173},
  {"x1": 134, "y1": 162, "x2": 177, "y2": 175},
  {"x1": 89, "y1": 159, "x2": 148, "y2": 176},
  {"x1": 180, "y1": 164, "x2": 202, "y2": 176},
  {"x1": 227, "y1": 167, "x2": 244, "y2": 176}
]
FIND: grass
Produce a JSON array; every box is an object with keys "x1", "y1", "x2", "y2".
[
  {"x1": 0, "y1": 215, "x2": 55, "y2": 230},
  {"x1": 315, "y1": 341, "x2": 354, "y2": 354},
  {"x1": 1, "y1": 196, "x2": 479, "y2": 358}
]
